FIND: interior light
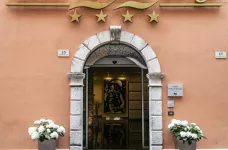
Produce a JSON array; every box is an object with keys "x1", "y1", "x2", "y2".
[
  {"x1": 114, "y1": 117, "x2": 121, "y2": 120},
  {"x1": 118, "y1": 72, "x2": 126, "y2": 80},
  {"x1": 104, "y1": 72, "x2": 112, "y2": 80}
]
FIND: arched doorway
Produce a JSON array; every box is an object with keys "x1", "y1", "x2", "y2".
[{"x1": 68, "y1": 26, "x2": 164, "y2": 150}]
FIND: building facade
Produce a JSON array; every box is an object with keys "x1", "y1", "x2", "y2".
[{"x1": 1, "y1": 0, "x2": 228, "y2": 149}]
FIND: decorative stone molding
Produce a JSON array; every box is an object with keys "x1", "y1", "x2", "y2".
[
  {"x1": 151, "y1": 146, "x2": 162, "y2": 150},
  {"x1": 110, "y1": 26, "x2": 121, "y2": 43},
  {"x1": 70, "y1": 146, "x2": 82, "y2": 150},
  {"x1": 147, "y1": 58, "x2": 161, "y2": 73},
  {"x1": 71, "y1": 58, "x2": 85, "y2": 73},
  {"x1": 151, "y1": 116, "x2": 162, "y2": 130},
  {"x1": 120, "y1": 31, "x2": 134, "y2": 44},
  {"x1": 150, "y1": 87, "x2": 162, "y2": 100},
  {"x1": 68, "y1": 73, "x2": 85, "y2": 79},
  {"x1": 150, "y1": 101, "x2": 162, "y2": 115},
  {"x1": 74, "y1": 44, "x2": 90, "y2": 60},
  {"x1": 70, "y1": 28, "x2": 164, "y2": 150},
  {"x1": 85, "y1": 44, "x2": 147, "y2": 67},
  {"x1": 141, "y1": 45, "x2": 157, "y2": 61},
  {"x1": 97, "y1": 31, "x2": 110, "y2": 43},
  {"x1": 68, "y1": 73, "x2": 85, "y2": 86},
  {"x1": 147, "y1": 72, "x2": 165, "y2": 79},
  {"x1": 70, "y1": 131, "x2": 82, "y2": 145},
  {"x1": 70, "y1": 87, "x2": 83, "y2": 100},
  {"x1": 70, "y1": 101, "x2": 81, "y2": 115},
  {"x1": 83, "y1": 35, "x2": 100, "y2": 50},
  {"x1": 151, "y1": 131, "x2": 163, "y2": 145},
  {"x1": 70, "y1": 115, "x2": 81, "y2": 130},
  {"x1": 130, "y1": 35, "x2": 148, "y2": 51}
]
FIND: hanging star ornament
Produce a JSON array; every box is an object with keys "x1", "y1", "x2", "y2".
[
  {"x1": 95, "y1": 10, "x2": 108, "y2": 22},
  {"x1": 69, "y1": 10, "x2": 81, "y2": 23},
  {"x1": 147, "y1": 11, "x2": 159, "y2": 23},
  {"x1": 122, "y1": 10, "x2": 134, "y2": 22}
]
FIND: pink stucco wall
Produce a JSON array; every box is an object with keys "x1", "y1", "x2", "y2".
[{"x1": 1, "y1": 0, "x2": 228, "y2": 149}]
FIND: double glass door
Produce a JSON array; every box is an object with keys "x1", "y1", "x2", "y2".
[{"x1": 83, "y1": 67, "x2": 149, "y2": 149}]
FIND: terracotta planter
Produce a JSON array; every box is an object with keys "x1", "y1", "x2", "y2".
[
  {"x1": 175, "y1": 139, "x2": 196, "y2": 150},
  {"x1": 38, "y1": 139, "x2": 57, "y2": 150}
]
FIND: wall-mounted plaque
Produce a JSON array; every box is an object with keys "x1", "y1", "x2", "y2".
[
  {"x1": 168, "y1": 84, "x2": 183, "y2": 97},
  {"x1": 215, "y1": 51, "x2": 226, "y2": 59},
  {"x1": 167, "y1": 100, "x2": 174, "y2": 108},
  {"x1": 58, "y1": 49, "x2": 70, "y2": 57}
]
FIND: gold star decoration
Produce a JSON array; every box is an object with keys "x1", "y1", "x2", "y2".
[
  {"x1": 69, "y1": 10, "x2": 81, "y2": 23},
  {"x1": 95, "y1": 10, "x2": 108, "y2": 22},
  {"x1": 147, "y1": 11, "x2": 159, "y2": 23},
  {"x1": 122, "y1": 10, "x2": 134, "y2": 22}
]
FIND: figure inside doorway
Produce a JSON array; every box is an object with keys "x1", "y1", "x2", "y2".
[{"x1": 104, "y1": 79, "x2": 126, "y2": 114}]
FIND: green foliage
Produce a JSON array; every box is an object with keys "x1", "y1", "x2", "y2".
[{"x1": 168, "y1": 119, "x2": 206, "y2": 145}]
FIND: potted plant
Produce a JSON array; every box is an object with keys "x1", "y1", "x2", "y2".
[
  {"x1": 28, "y1": 118, "x2": 66, "y2": 150},
  {"x1": 168, "y1": 119, "x2": 206, "y2": 150}
]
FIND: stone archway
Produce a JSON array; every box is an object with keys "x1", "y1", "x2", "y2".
[{"x1": 68, "y1": 26, "x2": 164, "y2": 150}]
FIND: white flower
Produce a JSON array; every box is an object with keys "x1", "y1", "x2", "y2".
[
  {"x1": 28, "y1": 127, "x2": 37, "y2": 135},
  {"x1": 190, "y1": 123, "x2": 196, "y2": 126},
  {"x1": 200, "y1": 130, "x2": 203, "y2": 133},
  {"x1": 57, "y1": 126, "x2": 66, "y2": 133},
  {"x1": 57, "y1": 127, "x2": 61, "y2": 133},
  {"x1": 47, "y1": 129, "x2": 51, "y2": 133},
  {"x1": 40, "y1": 118, "x2": 46, "y2": 123},
  {"x1": 184, "y1": 128, "x2": 187, "y2": 131},
  {"x1": 195, "y1": 126, "x2": 200, "y2": 131},
  {"x1": 34, "y1": 120, "x2": 41, "y2": 125},
  {"x1": 46, "y1": 119, "x2": 53, "y2": 123},
  {"x1": 186, "y1": 132, "x2": 192, "y2": 137},
  {"x1": 176, "y1": 120, "x2": 182, "y2": 125},
  {"x1": 38, "y1": 125, "x2": 45, "y2": 133},
  {"x1": 168, "y1": 123, "x2": 174, "y2": 129},
  {"x1": 181, "y1": 120, "x2": 188, "y2": 126},
  {"x1": 180, "y1": 131, "x2": 187, "y2": 137},
  {"x1": 31, "y1": 131, "x2": 39, "y2": 140},
  {"x1": 171, "y1": 119, "x2": 177, "y2": 124},
  {"x1": 60, "y1": 126, "x2": 65, "y2": 133},
  {"x1": 191, "y1": 133, "x2": 198, "y2": 139},
  {"x1": 50, "y1": 132, "x2": 59, "y2": 139},
  {"x1": 53, "y1": 125, "x2": 59, "y2": 129},
  {"x1": 46, "y1": 123, "x2": 55, "y2": 128}
]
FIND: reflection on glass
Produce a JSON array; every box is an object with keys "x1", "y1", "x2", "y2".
[
  {"x1": 83, "y1": 69, "x2": 86, "y2": 147},
  {"x1": 144, "y1": 70, "x2": 149, "y2": 148},
  {"x1": 84, "y1": 68, "x2": 149, "y2": 149}
]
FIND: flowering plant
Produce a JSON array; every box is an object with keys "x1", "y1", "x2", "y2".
[
  {"x1": 168, "y1": 119, "x2": 206, "y2": 145},
  {"x1": 28, "y1": 118, "x2": 66, "y2": 142}
]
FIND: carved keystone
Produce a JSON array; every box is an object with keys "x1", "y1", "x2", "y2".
[{"x1": 110, "y1": 26, "x2": 121, "y2": 44}]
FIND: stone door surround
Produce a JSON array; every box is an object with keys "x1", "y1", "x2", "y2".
[{"x1": 68, "y1": 26, "x2": 164, "y2": 150}]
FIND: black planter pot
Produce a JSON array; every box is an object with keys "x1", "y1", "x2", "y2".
[
  {"x1": 175, "y1": 139, "x2": 196, "y2": 150},
  {"x1": 38, "y1": 139, "x2": 57, "y2": 150}
]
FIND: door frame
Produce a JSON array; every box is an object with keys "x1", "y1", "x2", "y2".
[{"x1": 68, "y1": 26, "x2": 165, "y2": 150}]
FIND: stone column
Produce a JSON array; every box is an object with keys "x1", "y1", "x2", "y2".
[
  {"x1": 147, "y1": 72, "x2": 165, "y2": 150},
  {"x1": 68, "y1": 73, "x2": 85, "y2": 150}
]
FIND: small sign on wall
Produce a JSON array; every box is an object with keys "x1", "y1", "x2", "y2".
[
  {"x1": 168, "y1": 111, "x2": 174, "y2": 116},
  {"x1": 168, "y1": 100, "x2": 175, "y2": 108},
  {"x1": 168, "y1": 84, "x2": 183, "y2": 97},
  {"x1": 58, "y1": 49, "x2": 70, "y2": 57},
  {"x1": 215, "y1": 51, "x2": 226, "y2": 59}
]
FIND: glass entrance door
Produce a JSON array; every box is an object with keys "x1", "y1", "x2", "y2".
[{"x1": 83, "y1": 67, "x2": 149, "y2": 149}]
